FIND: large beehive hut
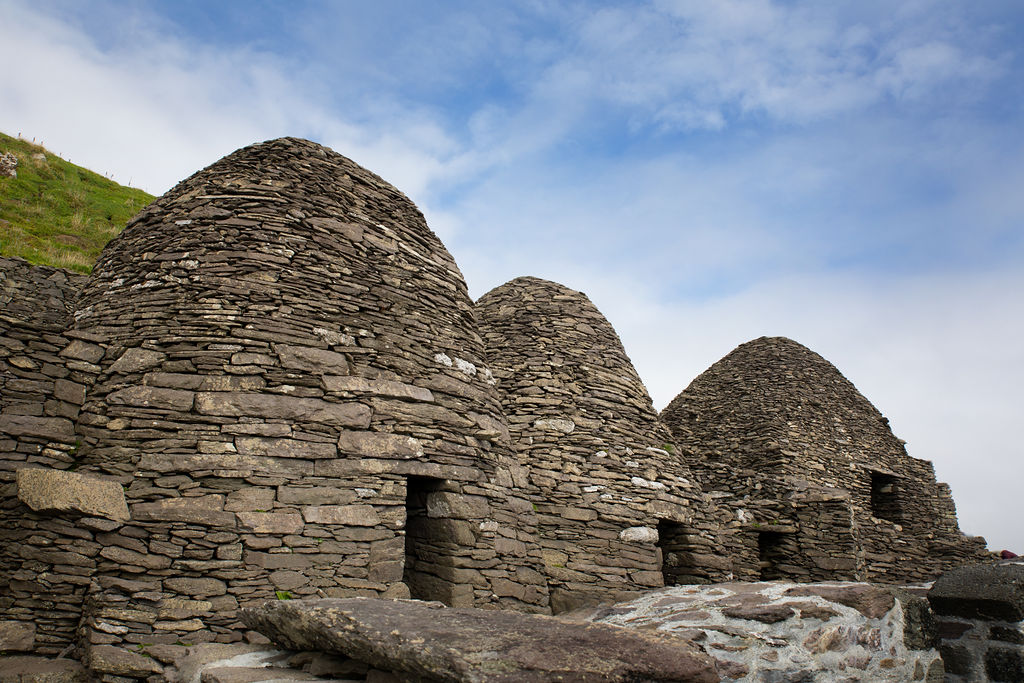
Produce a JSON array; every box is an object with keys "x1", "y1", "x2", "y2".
[
  {"x1": 477, "y1": 277, "x2": 730, "y2": 612},
  {"x1": 3, "y1": 138, "x2": 550, "y2": 658},
  {"x1": 661, "y1": 336, "x2": 989, "y2": 583}
]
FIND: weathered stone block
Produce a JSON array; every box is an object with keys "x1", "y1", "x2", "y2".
[
  {"x1": 425, "y1": 492, "x2": 488, "y2": 520},
  {"x1": 236, "y1": 436, "x2": 337, "y2": 459},
  {"x1": 337, "y1": 431, "x2": 422, "y2": 459},
  {"x1": 108, "y1": 347, "x2": 167, "y2": 374},
  {"x1": 99, "y1": 545, "x2": 172, "y2": 570},
  {"x1": 225, "y1": 488, "x2": 277, "y2": 512},
  {"x1": 278, "y1": 486, "x2": 356, "y2": 505},
  {"x1": 237, "y1": 511, "x2": 305, "y2": 534},
  {"x1": 323, "y1": 376, "x2": 433, "y2": 402},
  {"x1": 786, "y1": 584, "x2": 895, "y2": 619},
  {"x1": 0, "y1": 414, "x2": 74, "y2": 439},
  {"x1": 158, "y1": 598, "x2": 213, "y2": 619},
  {"x1": 620, "y1": 526, "x2": 659, "y2": 543},
  {"x1": 107, "y1": 385, "x2": 195, "y2": 411},
  {"x1": 53, "y1": 378, "x2": 87, "y2": 405},
  {"x1": 929, "y1": 562, "x2": 1024, "y2": 621},
  {"x1": 195, "y1": 392, "x2": 370, "y2": 428},
  {"x1": 533, "y1": 418, "x2": 575, "y2": 433},
  {"x1": 132, "y1": 495, "x2": 236, "y2": 526},
  {"x1": 138, "y1": 453, "x2": 313, "y2": 477},
  {"x1": 17, "y1": 468, "x2": 129, "y2": 521},
  {"x1": 302, "y1": 505, "x2": 380, "y2": 526},
  {"x1": 277, "y1": 345, "x2": 352, "y2": 374},
  {"x1": 164, "y1": 577, "x2": 228, "y2": 597},
  {"x1": 0, "y1": 620, "x2": 36, "y2": 651},
  {"x1": 89, "y1": 645, "x2": 164, "y2": 676},
  {"x1": 59, "y1": 339, "x2": 105, "y2": 364}
]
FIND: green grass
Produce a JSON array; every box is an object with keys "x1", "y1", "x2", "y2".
[{"x1": 0, "y1": 132, "x2": 154, "y2": 273}]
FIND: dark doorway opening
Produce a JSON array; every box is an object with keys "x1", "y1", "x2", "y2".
[
  {"x1": 404, "y1": 475, "x2": 449, "y2": 602},
  {"x1": 758, "y1": 531, "x2": 787, "y2": 580},
  {"x1": 870, "y1": 472, "x2": 901, "y2": 523},
  {"x1": 658, "y1": 519, "x2": 699, "y2": 586}
]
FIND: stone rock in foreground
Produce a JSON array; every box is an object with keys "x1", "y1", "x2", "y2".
[
  {"x1": 242, "y1": 597, "x2": 720, "y2": 682},
  {"x1": 928, "y1": 559, "x2": 1024, "y2": 621}
]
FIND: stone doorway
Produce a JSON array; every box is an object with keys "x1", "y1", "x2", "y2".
[
  {"x1": 757, "y1": 531, "x2": 788, "y2": 580},
  {"x1": 658, "y1": 519, "x2": 696, "y2": 586},
  {"x1": 870, "y1": 472, "x2": 901, "y2": 523},
  {"x1": 403, "y1": 475, "x2": 450, "y2": 603}
]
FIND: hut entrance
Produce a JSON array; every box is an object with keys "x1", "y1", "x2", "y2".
[
  {"x1": 403, "y1": 475, "x2": 450, "y2": 603},
  {"x1": 658, "y1": 519, "x2": 695, "y2": 585},
  {"x1": 870, "y1": 472, "x2": 901, "y2": 523},
  {"x1": 757, "y1": 531, "x2": 787, "y2": 580}
]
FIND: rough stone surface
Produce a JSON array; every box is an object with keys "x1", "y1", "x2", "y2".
[
  {"x1": 0, "y1": 656, "x2": 87, "y2": 683},
  {"x1": 0, "y1": 138, "x2": 994, "y2": 672},
  {"x1": 577, "y1": 582, "x2": 943, "y2": 682},
  {"x1": 661, "y1": 336, "x2": 991, "y2": 584},
  {"x1": 478, "y1": 277, "x2": 730, "y2": 611},
  {"x1": 16, "y1": 468, "x2": 129, "y2": 521},
  {"x1": 929, "y1": 560, "x2": 1024, "y2": 621},
  {"x1": 928, "y1": 558, "x2": 1024, "y2": 683},
  {"x1": 243, "y1": 596, "x2": 720, "y2": 682},
  {"x1": 0, "y1": 621, "x2": 36, "y2": 651}
]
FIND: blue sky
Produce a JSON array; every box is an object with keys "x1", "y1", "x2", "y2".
[{"x1": 2, "y1": 0, "x2": 1022, "y2": 552}]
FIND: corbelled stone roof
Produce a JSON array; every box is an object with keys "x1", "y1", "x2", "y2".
[
  {"x1": 662, "y1": 336, "x2": 905, "y2": 476},
  {"x1": 478, "y1": 277, "x2": 729, "y2": 609}
]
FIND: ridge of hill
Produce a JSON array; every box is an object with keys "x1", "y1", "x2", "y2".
[{"x1": 0, "y1": 132, "x2": 154, "y2": 273}]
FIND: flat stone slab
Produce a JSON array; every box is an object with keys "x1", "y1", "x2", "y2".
[
  {"x1": 574, "y1": 582, "x2": 941, "y2": 682},
  {"x1": 0, "y1": 656, "x2": 87, "y2": 683},
  {"x1": 242, "y1": 597, "x2": 720, "y2": 682},
  {"x1": 928, "y1": 559, "x2": 1024, "y2": 621},
  {"x1": 16, "y1": 468, "x2": 129, "y2": 521}
]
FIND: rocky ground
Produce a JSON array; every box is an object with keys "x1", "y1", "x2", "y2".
[{"x1": 0, "y1": 580, "x2": 951, "y2": 682}]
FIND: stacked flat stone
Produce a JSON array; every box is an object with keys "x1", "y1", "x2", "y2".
[
  {"x1": 0, "y1": 259, "x2": 109, "y2": 656},
  {"x1": 478, "y1": 277, "x2": 730, "y2": 612},
  {"x1": 661, "y1": 336, "x2": 990, "y2": 583},
  {"x1": 0, "y1": 257, "x2": 92, "y2": 476},
  {"x1": 2, "y1": 139, "x2": 551, "y2": 673}
]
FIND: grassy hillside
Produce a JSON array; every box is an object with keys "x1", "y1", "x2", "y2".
[{"x1": 0, "y1": 132, "x2": 154, "y2": 273}]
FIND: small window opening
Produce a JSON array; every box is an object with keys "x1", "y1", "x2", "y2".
[
  {"x1": 870, "y1": 472, "x2": 901, "y2": 523},
  {"x1": 404, "y1": 475, "x2": 448, "y2": 602},
  {"x1": 758, "y1": 531, "x2": 787, "y2": 581},
  {"x1": 658, "y1": 519, "x2": 698, "y2": 586}
]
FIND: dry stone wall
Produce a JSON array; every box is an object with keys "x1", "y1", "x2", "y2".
[
  {"x1": 0, "y1": 257, "x2": 92, "y2": 475},
  {"x1": 0, "y1": 258, "x2": 110, "y2": 655},
  {"x1": 0, "y1": 138, "x2": 995, "y2": 678},
  {"x1": 478, "y1": 277, "x2": 730, "y2": 613},
  {"x1": 661, "y1": 336, "x2": 990, "y2": 584}
]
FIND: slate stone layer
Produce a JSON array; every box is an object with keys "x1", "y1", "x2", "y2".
[
  {"x1": 661, "y1": 336, "x2": 990, "y2": 584},
  {"x1": 478, "y1": 277, "x2": 730, "y2": 612},
  {"x1": 3, "y1": 138, "x2": 551, "y2": 660},
  {"x1": 0, "y1": 138, "x2": 993, "y2": 673}
]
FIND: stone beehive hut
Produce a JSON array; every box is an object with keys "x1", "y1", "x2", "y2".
[
  {"x1": 477, "y1": 277, "x2": 730, "y2": 613},
  {"x1": 0, "y1": 138, "x2": 993, "y2": 672},
  {"x1": 661, "y1": 336, "x2": 989, "y2": 583},
  {"x1": 1, "y1": 138, "x2": 550, "y2": 661}
]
